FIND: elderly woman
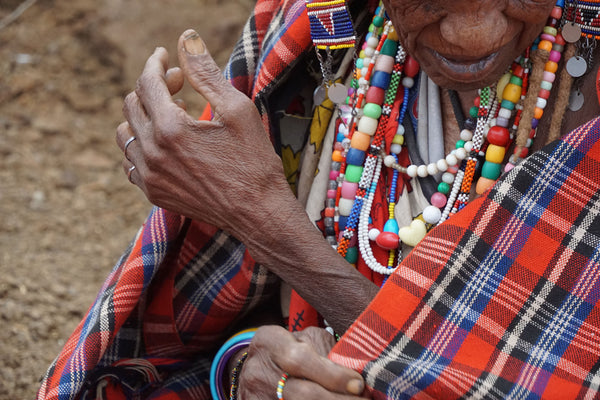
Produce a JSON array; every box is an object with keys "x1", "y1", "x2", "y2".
[{"x1": 39, "y1": 0, "x2": 600, "y2": 398}]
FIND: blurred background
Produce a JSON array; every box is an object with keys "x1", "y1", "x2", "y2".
[{"x1": 0, "y1": 0, "x2": 252, "y2": 397}]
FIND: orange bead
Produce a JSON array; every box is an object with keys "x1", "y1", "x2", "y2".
[
  {"x1": 538, "y1": 40, "x2": 553, "y2": 52},
  {"x1": 545, "y1": 61, "x2": 558, "y2": 73},
  {"x1": 350, "y1": 131, "x2": 371, "y2": 151},
  {"x1": 332, "y1": 150, "x2": 345, "y2": 163},
  {"x1": 476, "y1": 177, "x2": 496, "y2": 195},
  {"x1": 534, "y1": 107, "x2": 544, "y2": 120}
]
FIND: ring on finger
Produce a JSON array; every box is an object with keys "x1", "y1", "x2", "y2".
[
  {"x1": 127, "y1": 165, "x2": 136, "y2": 184},
  {"x1": 124, "y1": 136, "x2": 137, "y2": 161},
  {"x1": 276, "y1": 373, "x2": 289, "y2": 400}
]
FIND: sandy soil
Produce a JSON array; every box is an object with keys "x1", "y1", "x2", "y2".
[{"x1": 0, "y1": 0, "x2": 252, "y2": 398}]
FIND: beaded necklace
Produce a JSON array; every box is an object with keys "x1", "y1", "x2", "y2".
[{"x1": 308, "y1": 0, "x2": 592, "y2": 279}]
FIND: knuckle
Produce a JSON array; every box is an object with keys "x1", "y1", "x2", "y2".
[{"x1": 285, "y1": 342, "x2": 311, "y2": 367}]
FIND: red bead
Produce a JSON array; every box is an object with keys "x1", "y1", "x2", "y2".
[
  {"x1": 519, "y1": 147, "x2": 529, "y2": 158},
  {"x1": 550, "y1": 6, "x2": 562, "y2": 19},
  {"x1": 366, "y1": 86, "x2": 385, "y2": 105},
  {"x1": 404, "y1": 56, "x2": 419, "y2": 78},
  {"x1": 325, "y1": 207, "x2": 335, "y2": 218},
  {"x1": 512, "y1": 64, "x2": 524, "y2": 79},
  {"x1": 486, "y1": 126, "x2": 510, "y2": 146},
  {"x1": 555, "y1": 33, "x2": 566, "y2": 46},
  {"x1": 376, "y1": 231, "x2": 399, "y2": 249},
  {"x1": 539, "y1": 88, "x2": 551, "y2": 100},
  {"x1": 474, "y1": 96, "x2": 481, "y2": 107}
]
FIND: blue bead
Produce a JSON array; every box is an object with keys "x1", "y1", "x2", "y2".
[
  {"x1": 383, "y1": 219, "x2": 399, "y2": 234},
  {"x1": 345, "y1": 148, "x2": 366, "y2": 166},
  {"x1": 370, "y1": 71, "x2": 391, "y2": 89},
  {"x1": 336, "y1": 132, "x2": 346, "y2": 143},
  {"x1": 338, "y1": 215, "x2": 348, "y2": 231}
]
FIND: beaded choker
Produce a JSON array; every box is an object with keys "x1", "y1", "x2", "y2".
[{"x1": 307, "y1": 0, "x2": 599, "y2": 279}]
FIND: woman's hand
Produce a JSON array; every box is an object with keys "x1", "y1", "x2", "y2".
[
  {"x1": 116, "y1": 30, "x2": 294, "y2": 242},
  {"x1": 238, "y1": 326, "x2": 368, "y2": 399}
]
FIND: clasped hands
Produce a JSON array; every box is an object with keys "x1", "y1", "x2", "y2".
[{"x1": 115, "y1": 29, "x2": 367, "y2": 399}]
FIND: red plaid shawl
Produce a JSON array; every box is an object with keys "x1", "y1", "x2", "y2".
[
  {"x1": 38, "y1": 0, "x2": 600, "y2": 397},
  {"x1": 331, "y1": 117, "x2": 600, "y2": 399}
]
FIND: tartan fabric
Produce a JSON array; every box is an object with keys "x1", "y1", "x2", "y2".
[
  {"x1": 37, "y1": 0, "x2": 313, "y2": 398},
  {"x1": 330, "y1": 117, "x2": 600, "y2": 399}
]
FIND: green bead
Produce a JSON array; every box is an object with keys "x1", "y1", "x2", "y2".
[
  {"x1": 481, "y1": 161, "x2": 502, "y2": 180},
  {"x1": 509, "y1": 76, "x2": 523, "y2": 86},
  {"x1": 500, "y1": 99, "x2": 515, "y2": 110},
  {"x1": 351, "y1": 79, "x2": 359, "y2": 89},
  {"x1": 368, "y1": 24, "x2": 374, "y2": 33},
  {"x1": 356, "y1": 58, "x2": 364, "y2": 69},
  {"x1": 469, "y1": 106, "x2": 479, "y2": 119},
  {"x1": 344, "y1": 246, "x2": 359, "y2": 264},
  {"x1": 540, "y1": 80, "x2": 553, "y2": 91},
  {"x1": 372, "y1": 16, "x2": 384, "y2": 27},
  {"x1": 456, "y1": 140, "x2": 465, "y2": 149},
  {"x1": 437, "y1": 182, "x2": 450, "y2": 194},
  {"x1": 345, "y1": 165, "x2": 364, "y2": 183},
  {"x1": 363, "y1": 103, "x2": 382, "y2": 119},
  {"x1": 380, "y1": 39, "x2": 398, "y2": 57}
]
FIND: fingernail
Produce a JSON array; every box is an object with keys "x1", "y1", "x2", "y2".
[
  {"x1": 183, "y1": 31, "x2": 205, "y2": 55},
  {"x1": 346, "y1": 378, "x2": 364, "y2": 395}
]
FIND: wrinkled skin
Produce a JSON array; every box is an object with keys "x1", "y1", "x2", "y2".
[{"x1": 115, "y1": 0, "x2": 580, "y2": 397}]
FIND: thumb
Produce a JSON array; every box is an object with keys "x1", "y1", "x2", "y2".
[{"x1": 177, "y1": 29, "x2": 239, "y2": 114}]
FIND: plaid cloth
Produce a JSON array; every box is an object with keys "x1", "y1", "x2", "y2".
[
  {"x1": 37, "y1": 0, "x2": 313, "y2": 398},
  {"x1": 331, "y1": 117, "x2": 600, "y2": 399}
]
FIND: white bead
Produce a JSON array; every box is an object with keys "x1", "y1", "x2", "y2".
[
  {"x1": 442, "y1": 172, "x2": 455, "y2": 184},
  {"x1": 338, "y1": 198, "x2": 354, "y2": 216},
  {"x1": 463, "y1": 141, "x2": 474, "y2": 152},
  {"x1": 417, "y1": 165, "x2": 428, "y2": 177},
  {"x1": 436, "y1": 158, "x2": 448, "y2": 172},
  {"x1": 356, "y1": 88, "x2": 366, "y2": 95},
  {"x1": 536, "y1": 97, "x2": 547, "y2": 109},
  {"x1": 396, "y1": 124, "x2": 405, "y2": 135},
  {"x1": 390, "y1": 143, "x2": 402, "y2": 154},
  {"x1": 338, "y1": 124, "x2": 348, "y2": 135},
  {"x1": 423, "y1": 205, "x2": 442, "y2": 224},
  {"x1": 427, "y1": 163, "x2": 438, "y2": 176},
  {"x1": 446, "y1": 153, "x2": 458, "y2": 166},
  {"x1": 363, "y1": 57, "x2": 371, "y2": 66},
  {"x1": 488, "y1": 118, "x2": 497, "y2": 128},
  {"x1": 367, "y1": 36, "x2": 379, "y2": 48},
  {"x1": 357, "y1": 116, "x2": 379, "y2": 136},
  {"x1": 342, "y1": 138, "x2": 351, "y2": 148},
  {"x1": 368, "y1": 228, "x2": 380, "y2": 241},
  {"x1": 402, "y1": 77, "x2": 414, "y2": 88},
  {"x1": 498, "y1": 108, "x2": 512, "y2": 120},
  {"x1": 384, "y1": 155, "x2": 396, "y2": 167},
  {"x1": 460, "y1": 129, "x2": 473, "y2": 141},
  {"x1": 406, "y1": 165, "x2": 418, "y2": 178},
  {"x1": 358, "y1": 77, "x2": 368, "y2": 86},
  {"x1": 455, "y1": 148, "x2": 467, "y2": 160},
  {"x1": 361, "y1": 67, "x2": 369, "y2": 76},
  {"x1": 364, "y1": 47, "x2": 375, "y2": 57}
]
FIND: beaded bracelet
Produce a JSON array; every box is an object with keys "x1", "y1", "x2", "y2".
[
  {"x1": 229, "y1": 352, "x2": 249, "y2": 400},
  {"x1": 209, "y1": 329, "x2": 256, "y2": 400}
]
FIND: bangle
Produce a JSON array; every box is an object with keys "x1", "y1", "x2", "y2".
[
  {"x1": 229, "y1": 351, "x2": 249, "y2": 400},
  {"x1": 210, "y1": 329, "x2": 256, "y2": 400}
]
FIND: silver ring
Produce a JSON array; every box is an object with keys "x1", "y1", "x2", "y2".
[
  {"x1": 124, "y1": 136, "x2": 137, "y2": 161},
  {"x1": 127, "y1": 165, "x2": 136, "y2": 184}
]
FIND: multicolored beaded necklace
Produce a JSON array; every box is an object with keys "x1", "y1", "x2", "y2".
[{"x1": 306, "y1": 0, "x2": 600, "y2": 281}]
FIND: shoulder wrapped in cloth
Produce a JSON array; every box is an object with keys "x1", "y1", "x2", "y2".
[{"x1": 331, "y1": 117, "x2": 600, "y2": 399}]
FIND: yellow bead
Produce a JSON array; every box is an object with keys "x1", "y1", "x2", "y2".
[
  {"x1": 397, "y1": 219, "x2": 427, "y2": 247},
  {"x1": 387, "y1": 27, "x2": 399, "y2": 42},
  {"x1": 496, "y1": 73, "x2": 512, "y2": 102},
  {"x1": 485, "y1": 144, "x2": 506, "y2": 163},
  {"x1": 392, "y1": 134, "x2": 404, "y2": 145},
  {"x1": 502, "y1": 83, "x2": 522, "y2": 104}
]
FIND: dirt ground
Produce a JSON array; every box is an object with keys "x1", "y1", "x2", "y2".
[{"x1": 0, "y1": 0, "x2": 252, "y2": 398}]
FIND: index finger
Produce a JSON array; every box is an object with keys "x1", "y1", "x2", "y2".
[{"x1": 135, "y1": 47, "x2": 176, "y2": 121}]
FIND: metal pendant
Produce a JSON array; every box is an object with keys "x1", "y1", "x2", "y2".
[
  {"x1": 327, "y1": 83, "x2": 349, "y2": 105},
  {"x1": 566, "y1": 56, "x2": 587, "y2": 78},
  {"x1": 561, "y1": 22, "x2": 582, "y2": 44},
  {"x1": 313, "y1": 85, "x2": 327, "y2": 106},
  {"x1": 568, "y1": 88, "x2": 585, "y2": 112}
]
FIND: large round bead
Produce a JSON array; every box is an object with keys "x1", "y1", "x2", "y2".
[
  {"x1": 357, "y1": 116, "x2": 379, "y2": 136},
  {"x1": 481, "y1": 161, "x2": 502, "y2": 180},
  {"x1": 338, "y1": 198, "x2": 354, "y2": 216},
  {"x1": 351, "y1": 131, "x2": 371, "y2": 151},
  {"x1": 502, "y1": 83, "x2": 522, "y2": 104},
  {"x1": 376, "y1": 231, "x2": 400, "y2": 250},
  {"x1": 363, "y1": 103, "x2": 382, "y2": 119},
  {"x1": 344, "y1": 246, "x2": 359, "y2": 264},
  {"x1": 486, "y1": 126, "x2": 510, "y2": 146},
  {"x1": 370, "y1": 71, "x2": 391, "y2": 89},
  {"x1": 346, "y1": 148, "x2": 366, "y2": 166},
  {"x1": 341, "y1": 181, "x2": 358, "y2": 198},
  {"x1": 485, "y1": 144, "x2": 506, "y2": 163},
  {"x1": 345, "y1": 164, "x2": 363, "y2": 182},
  {"x1": 366, "y1": 86, "x2": 385, "y2": 105}
]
